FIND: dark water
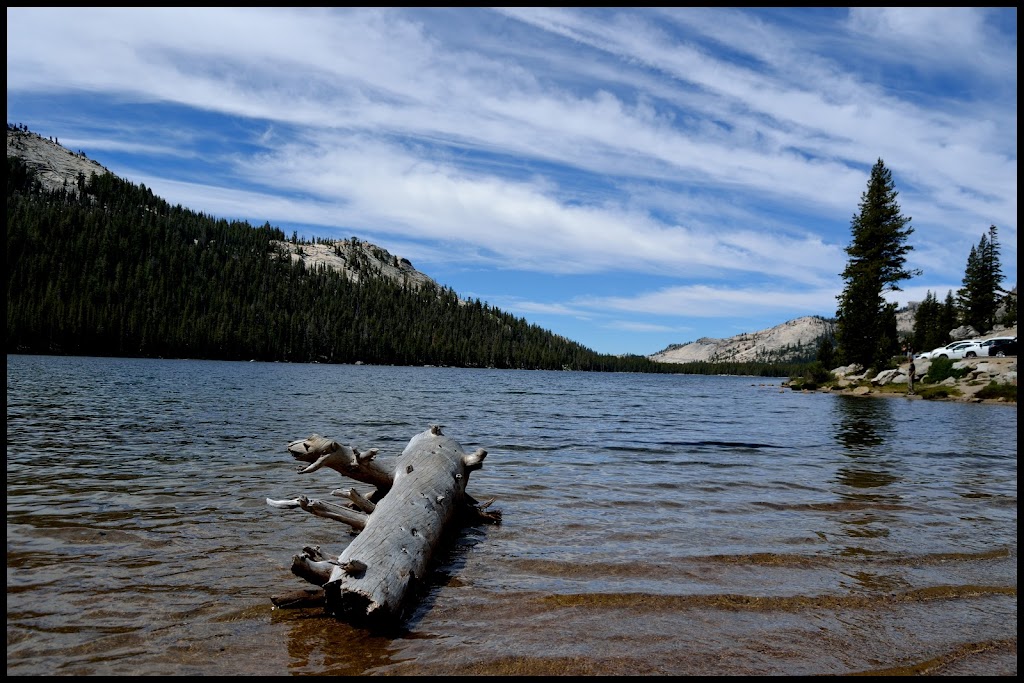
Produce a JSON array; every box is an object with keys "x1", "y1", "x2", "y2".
[{"x1": 6, "y1": 355, "x2": 1017, "y2": 676}]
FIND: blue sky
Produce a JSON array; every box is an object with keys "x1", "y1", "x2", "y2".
[{"x1": 6, "y1": 7, "x2": 1017, "y2": 356}]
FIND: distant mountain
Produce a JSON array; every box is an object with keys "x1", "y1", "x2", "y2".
[
  {"x1": 6, "y1": 123, "x2": 675, "y2": 372},
  {"x1": 649, "y1": 316, "x2": 834, "y2": 364},
  {"x1": 648, "y1": 307, "x2": 919, "y2": 365}
]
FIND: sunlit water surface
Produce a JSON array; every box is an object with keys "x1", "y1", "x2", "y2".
[{"x1": 6, "y1": 355, "x2": 1017, "y2": 675}]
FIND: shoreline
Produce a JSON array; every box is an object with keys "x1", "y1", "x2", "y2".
[{"x1": 797, "y1": 354, "x2": 1017, "y2": 406}]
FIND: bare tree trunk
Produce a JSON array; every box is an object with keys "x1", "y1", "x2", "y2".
[{"x1": 268, "y1": 425, "x2": 499, "y2": 624}]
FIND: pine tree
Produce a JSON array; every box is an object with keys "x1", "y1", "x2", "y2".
[
  {"x1": 815, "y1": 335, "x2": 835, "y2": 369},
  {"x1": 957, "y1": 225, "x2": 1004, "y2": 334},
  {"x1": 912, "y1": 290, "x2": 944, "y2": 352},
  {"x1": 835, "y1": 158, "x2": 919, "y2": 369},
  {"x1": 999, "y1": 289, "x2": 1017, "y2": 327},
  {"x1": 958, "y1": 243, "x2": 981, "y2": 331},
  {"x1": 940, "y1": 291, "x2": 958, "y2": 341}
]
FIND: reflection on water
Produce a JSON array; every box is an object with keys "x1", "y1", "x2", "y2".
[
  {"x1": 833, "y1": 394, "x2": 895, "y2": 452},
  {"x1": 6, "y1": 355, "x2": 1018, "y2": 676},
  {"x1": 831, "y1": 396, "x2": 903, "y2": 552},
  {"x1": 832, "y1": 395, "x2": 898, "y2": 493}
]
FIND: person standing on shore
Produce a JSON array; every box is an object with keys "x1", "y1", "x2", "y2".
[{"x1": 904, "y1": 344, "x2": 916, "y2": 395}]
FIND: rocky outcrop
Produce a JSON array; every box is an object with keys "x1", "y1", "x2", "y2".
[
  {"x1": 867, "y1": 355, "x2": 1015, "y2": 402},
  {"x1": 650, "y1": 315, "x2": 836, "y2": 364},
  {"x1": 7, "y1": 125, "x2": 110, "y2": 195},
  {"x1": 278, "y1": 239, "x2": 436, "y2": 292},
  {"x1": 950, "y1": 325, "x2": 980, "y2": 341},
  {"x1": 648, "y1": 302, "x2": 1005, "y2": 366}
]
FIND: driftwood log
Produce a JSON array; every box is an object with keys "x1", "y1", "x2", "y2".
[{"x1": 267, "y1": 425, "x2": 500, "y2": 623}]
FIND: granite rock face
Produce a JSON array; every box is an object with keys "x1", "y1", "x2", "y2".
[
  {"x1": 277, "y1": 239, "x2": 436, "y2": 292},
  {"x1": 649, "y1": 315, "x2": 840, "y2": 364},
  {"x1": 7, "y1": 126, "x2": 110, "y2": 195}
]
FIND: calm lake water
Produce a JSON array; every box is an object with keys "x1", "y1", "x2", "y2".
[{"x1": 6, "y1": 354, "x2": 1017, "y2": 676}]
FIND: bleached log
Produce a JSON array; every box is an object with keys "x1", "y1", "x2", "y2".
[
  {"x1": 323, "y1": 425, "x2": 488, "y2": 622},
  {"x1": 298, "y1": 495, "x2": 369, "y2": 530},
  {"x1": 291, "y1": 554, "x2": 336, "y2": 585},
  {"x1": 270, "y1": 425, "x2": 499, "y2": 624}
]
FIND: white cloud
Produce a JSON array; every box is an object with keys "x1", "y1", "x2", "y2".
[{"x1": 577, "y1": 284, "x2": 841, "y2": 318}]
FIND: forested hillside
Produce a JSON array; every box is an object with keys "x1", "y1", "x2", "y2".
[
  {"x1": 7, "y1": 156, "x2": 612, "y2": 369},
  {"x1": 7, "y1": 140, "x2": 815, "y2": 377}
]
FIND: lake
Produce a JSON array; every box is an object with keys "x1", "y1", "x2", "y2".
[{"x1": 6, "y1": 354, "x2": 1017, "y2": 675}]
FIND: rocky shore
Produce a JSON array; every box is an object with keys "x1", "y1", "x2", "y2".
[
  {"x1": 785, "y1": 327, "x2": 1018, "y2": 405},
  {"x1": 824, "y1": 355, "x2": 1018, "y2": 405}
]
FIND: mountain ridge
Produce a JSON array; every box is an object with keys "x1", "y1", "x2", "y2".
[
  {"x1": 6, "y1": 125, "x2": 110, "y2": 194},
  {"x1": 649, "y1": 315, "x2": 835, "y2": 364},
  {"x1": 648, "y1": 306, "x2": 920, "y2": 364}
]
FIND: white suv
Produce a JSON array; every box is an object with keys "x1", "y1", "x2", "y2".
[
  {"x1": 919, "y1": 341, "x2": 975, "y2": 360},
  {"x1": 940, "y1": 342, "x2": 982, "y2": 359}
]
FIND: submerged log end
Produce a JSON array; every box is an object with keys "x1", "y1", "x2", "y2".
[
  {"x1": 271, "y1": 588, "x2": 326, "y2": 609},
  {"x1": 462, "y1": 497, "x2": 503, "y2": 525},
  {"x1": 291, "y1": 553, "x2": 337, "y2": 586},
  {"x1": 324, "y1": 585, "x2": 378, "y2": 623},
  {"x1": 323, "y1": 571, "x2": 416, "y2": 625}
]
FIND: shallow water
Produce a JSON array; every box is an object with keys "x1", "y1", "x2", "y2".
[{"x1": 6, "y1": 355, "x2": 1017, "y2": 675}]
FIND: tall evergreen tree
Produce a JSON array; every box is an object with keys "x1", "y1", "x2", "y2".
[
  {"x1": 815, "y1": 335, "x2": 835, "y2": 369},
  {"x1": 939, "y1": 290, "x2": 958, "y2": 341},
  {"x1": 957, "y1": 225, "x2": 1004, "y2": 334},
  {"x1": 911, "y1": 290, "x2": 944, "y2": 352},
  {"x1": 835, "y1": 158, "x2": 919, "y2": 369},
  {"x1": 999, "y1": 289, "x2": 1017, "y2": 327}
]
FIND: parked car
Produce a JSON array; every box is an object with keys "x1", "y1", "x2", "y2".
[
  {"x1": 939, "y1": 336, "x2": 1016, "y2": 360},
  {"x1": 986, "y1": 337, "x2": 1017, "y2": 357},
  {"x1": 918, "y1": 341, "x2": 975, "y2": 360},
  {"x1": 970, "y1": 336, "x2": 1017, "y2": 356},
  {"x1": 939, "y1": 341, "x2": 983, "y2": 359}
]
